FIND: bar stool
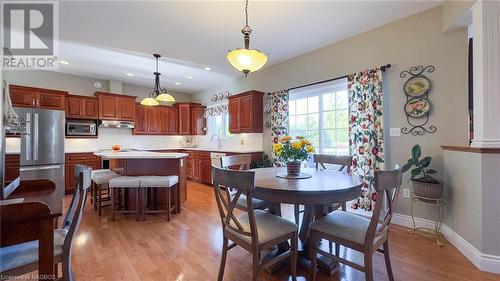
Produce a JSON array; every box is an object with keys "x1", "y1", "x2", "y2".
[
  {"x1": 109, "y1": 176, "x2": 142, "y2": 221},
  {"x1": 139, "y1": 176, "x2": 178, "y2": 221},
  {"x1": 91, "y1": 169, "x2": 120, "y2": 216}
]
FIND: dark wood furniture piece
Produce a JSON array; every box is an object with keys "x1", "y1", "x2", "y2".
[
  {"x1": 252, "y1": 167, "x2": 362, "y2": 275},
  {"x1": 10, "y1": 84, "x2": 67, "y2": 110},
  {"x1": 109, "y1": 176, "x2": 142, "y2": 221},
  {"x1": 65, "y1": 153, "x2": 101, "y2": 194},
  {"x1": 293, "y1": 154, "x2": 354, "y2": 253},
  {"x1": 183, "y1": 150, "x2": 263, "y2": 185},
  {"x1": 176, "y1": 102, "x2": 206, "y2": 135},
  {"x1": 4, "y1": 154, "x2": 20, "y2": 186},
  {"x1": 309, "y1": 167, "x2": 402, "y2": 281},
  {"x1": 140, "y1": 176, "x2": 178, "y2": 221},
  {"x1": 0, "y1": 178, "x2": 68, "y2": 280},
  {"x1": 134, "y1": 104, "x2": 178, "y2": 135},
  {"x1": 65, "y1": 94, "x2": 98, "y2": 119},
  {"x1": 105, "y1": 155, "x2": 187, "y2": 213},
  {"x1": 220, "y1": 154, "x2": 267, "y2": 211},
  {"x1": 228, "y1": 90, "x2": 263, "y2": 134},
  {"x1": 94, "y1": 92, "x2": 136, "y2": 121},
  {"x1": 212, "y1": 166, "x2": 298, "y2": 281}
]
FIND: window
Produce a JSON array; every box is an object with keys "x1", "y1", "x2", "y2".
[
  {"x1": 288, "y1": 79, "x2": 349, "y2": 155},
  {"x1": 208, "y1": 113, "x2": 231, "y2": 138}
]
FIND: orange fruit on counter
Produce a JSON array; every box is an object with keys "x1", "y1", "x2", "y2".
[{"x1": 112, "y1": 144, "x2": 121, "y2": 151}]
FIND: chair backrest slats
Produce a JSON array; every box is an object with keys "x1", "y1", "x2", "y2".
[
  {"x1": 220, "y1": 155, "x2": 252, "y2": 171},
  {"x1": 62, "y1": 165, "x2": 91, "y2": 281},
  {"x1": 313, "y1": 154, "x2": 353, "y2": 173},
  {"x1": 365, "y1": 165, "x2": 402, "y2": 247},
  {"x1": 212, "y1": 166, "x2": 258, "y2": 241}
]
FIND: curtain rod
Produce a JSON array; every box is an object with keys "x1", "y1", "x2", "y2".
[{"x1": 286, "y1": 64, "x2": 391, "y2": 92}]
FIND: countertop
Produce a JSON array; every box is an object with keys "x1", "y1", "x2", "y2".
[
  {"x1": 6, "y1": 147, "x2": 265, "y2": 155},
  {"x1": 94, "y1": 151, "x2": 189, "y2": 159}
]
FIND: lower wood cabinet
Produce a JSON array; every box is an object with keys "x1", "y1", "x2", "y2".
[
  {"x1": 184, "y1": 150, "x2": 263, "y2": 185},
  {"x1": 5, "y1": 154, "x2": 20, "y2": 185},
  {"x1": 65, "y1": 153, "x2": 101, "y2": 194}
]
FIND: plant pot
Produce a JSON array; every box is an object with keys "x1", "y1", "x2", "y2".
[
  {"x1": 286, "y1": 162, "x2": 301, "y2": 176},
  {"x1": 412, "y1": 180, "x2": 443, "y2": 199}
]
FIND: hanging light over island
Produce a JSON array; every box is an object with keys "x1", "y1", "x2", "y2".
[
  {"x1": 140, "y1": 54, "x2": 176, "y2": 106},
  {"x1": 227, "y1": 0, "x2": 268, "y2": 76}
]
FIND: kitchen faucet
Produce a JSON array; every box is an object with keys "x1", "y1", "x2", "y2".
[{"x1": 211, "y1": 134, "x2": 221, "y2": 150}]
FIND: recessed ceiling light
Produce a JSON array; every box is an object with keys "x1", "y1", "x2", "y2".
[
  {"x1": 59, "y1": 60, "x2": 70, "y2": 65},
  {"x1": 175, "y1": 82, "x2": 181, "y2": 86},
  {"x1": 126, "y1": 73, "x2": 134, "y2": 77},
  {"x1": 204, "y1": 67, "x2": 211, "y2": 71},
  {"x1": 187, "y1": 75, "x2": 193, "y2": 79}
]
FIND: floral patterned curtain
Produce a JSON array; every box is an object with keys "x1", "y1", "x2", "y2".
[
  {"x1": 348, "y1": 68, "x2": 385, "y2": 211},
  {"x1": 269, "y1": 90, "x2": 289, "y2": 166}
]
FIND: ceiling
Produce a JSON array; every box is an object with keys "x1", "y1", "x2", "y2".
[{"x1": 56, "y1": 1, "x2": 442, "y2": 94}]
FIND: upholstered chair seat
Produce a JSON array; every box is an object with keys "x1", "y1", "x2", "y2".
[
  {"x1": 310, "y1": 211, "x2": 383, "y2": 245},
  {"x1": 228, "y1": 210, "x2": 298, "y2": 245},
  {"x1": 139, "y1": 175, "x2": 178, "y2": 187},
  {"x1": 0, "y1": 229, "x2": 67, "y2": 273},
  {"x1": 109, "y1": 176, "x2": 141, "y2": 188},
  {"x1": 92, "y1": 170, "x2": 120, "y2": 185}
]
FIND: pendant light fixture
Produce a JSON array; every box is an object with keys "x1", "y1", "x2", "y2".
[
  {"x1": 140, "y1": 54, "x2": 176, "y2": 106},
  {"x1": 227, "y1": 0, "x2": 268, "y2": 76}
]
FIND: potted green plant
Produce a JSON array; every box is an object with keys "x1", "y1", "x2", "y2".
[{"x1": 401, "y1": 144, "x2": 443, "y2": 199}]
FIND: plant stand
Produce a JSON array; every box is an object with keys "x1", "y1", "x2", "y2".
[{"x1": 409, "y1": 193, "x2": 445, "y2": 246}]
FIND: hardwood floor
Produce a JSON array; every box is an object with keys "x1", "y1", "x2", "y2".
[{"x1": 69, "y1": 181, "x2": 500, "y2": 281}]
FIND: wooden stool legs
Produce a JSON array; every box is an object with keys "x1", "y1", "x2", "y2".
[
  {"x1": 110, "y1": 187, "x2": 141, "y2": 221},
  {"x1": 142, "y1": 185, "x2": 177, "y2": 221}
]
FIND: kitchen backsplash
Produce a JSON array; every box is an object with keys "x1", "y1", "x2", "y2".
[{"x1": 5, "y1": 129, "x2": 264, "y2": 153}]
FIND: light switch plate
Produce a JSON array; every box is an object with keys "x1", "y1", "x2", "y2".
[
  {"x1": 390, "y1": 127, "x2": 401, "y2": 137},
  {"x1": 403, "y1": 188, "x2": 411, "y2": 198}
]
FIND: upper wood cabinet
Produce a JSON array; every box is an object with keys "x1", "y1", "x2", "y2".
[
  {"x1": 176, "y1": 102, "x2": 206, "y2": 135},
  {"x1": 228, "y1": 90, "x2": 263, "y2": 133},
  {"x1": 133, "y1": 104, "x2": 179, "y2": 135},
  {"x1": 10, "y1": 85, "x2": 66, "y2": 110},
  {"x1": 66, "y1": 94, "x2": 98, "y2": 119},
  {"x1": 95, "y1": 92, "x2": 137, "y2": 121}
]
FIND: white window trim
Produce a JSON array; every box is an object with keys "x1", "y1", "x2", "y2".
[{"x1": 289, "y1": 78, "x2": 349, "y2": 155}]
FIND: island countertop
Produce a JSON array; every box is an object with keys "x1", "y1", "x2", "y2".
[{"x1": 94, "y1": 151, "x2": 189, "y2": 159}]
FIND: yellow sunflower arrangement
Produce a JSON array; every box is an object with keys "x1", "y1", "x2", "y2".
[{"x1": 273, "y1": 135, "x2": 315, "y2": 163}]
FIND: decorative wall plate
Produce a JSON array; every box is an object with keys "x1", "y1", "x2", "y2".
[
  {"x1": 404, "y1": 76, "x2": 430, "y2": 97},
  {"x1": 404, "y1": 97, "x2": 431, "y2": 118}
]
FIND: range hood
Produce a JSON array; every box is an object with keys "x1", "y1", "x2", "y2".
[{"x1": 99, "y1": 120, "x2": 135, "y2": 129}]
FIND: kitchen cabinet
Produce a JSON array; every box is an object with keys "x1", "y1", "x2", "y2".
[
  {"x1": 95, "y1": 92, "x2": 137, "y2": 121},
  {"x1": 182, "y1": 150, "x2": 263, "y2": 185},
  {"x1": 10, "y1": 84, "x2": 66, "y2": 110},
  {"x1": 66, "y1": 94, "x2": 98, "y2": 119},
  {"x1": 134, "y1": 104, "x2": 178, "y2": 135},
  {"x1": 4, "y1": 154, "x2": 20, "y2": 185},
  {"x1": 228, "y1": 90, "x2": 263, "y2": 133},
  {"x1": 176, "y1": 103, "x2": 206, "y2": 135},
  {"x1": 65, "y1": 153, "x2": 101, "y2": 194}
]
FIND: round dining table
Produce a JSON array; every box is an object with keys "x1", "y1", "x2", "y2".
[{"x1": 252, "y1": 167, "x2": 363, "y2": 275}]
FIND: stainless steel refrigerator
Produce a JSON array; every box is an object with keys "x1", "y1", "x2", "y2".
[{"x1": 15, "y1": 107, "x2": 65, "y2": 196}]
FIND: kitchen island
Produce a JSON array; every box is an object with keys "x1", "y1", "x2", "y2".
[{"x1": 94, "y1": 151, "x2": 188, "y2": 212}]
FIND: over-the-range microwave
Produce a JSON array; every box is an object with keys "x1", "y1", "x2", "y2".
[{"x1": 66, "y1": 120, "x2": 97, "y2": 136}]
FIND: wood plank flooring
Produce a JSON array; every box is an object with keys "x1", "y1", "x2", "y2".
[{"x1": 69, "y1": 181, "x2": 500, "y2": 281}]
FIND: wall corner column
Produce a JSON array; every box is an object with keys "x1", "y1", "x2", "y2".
[{"x1": 470, "y1": 0, "x2": 500, "y2": 148}]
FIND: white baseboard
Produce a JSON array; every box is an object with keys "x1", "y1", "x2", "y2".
[{"x1": 392, "y1": 213, "x2": 500, "y2": 275}]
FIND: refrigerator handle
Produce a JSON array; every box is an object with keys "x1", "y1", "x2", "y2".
[
  {"x1": 34, "y1": 112, "x2": 39, "y2": 161},
  {"x1": 25, "y1": 113, "x2": 31, "y2": 161}
]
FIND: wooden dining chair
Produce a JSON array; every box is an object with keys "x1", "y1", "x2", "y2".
[
  {"x1": 220, "y1": 155, "x2": 267, "y2": 211},
  {"x1": 0, "y1": 165, "x2": 92, "y2": 281},
  {"x1": 212, "y1": 166, "x2": 298, "y2": 281},
  {"x1": 309, "y1": 166, "x2": 402, "y2": 281},
  {"x1": 294, "y1": 154, "x2": 353, "y2": 234}
]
